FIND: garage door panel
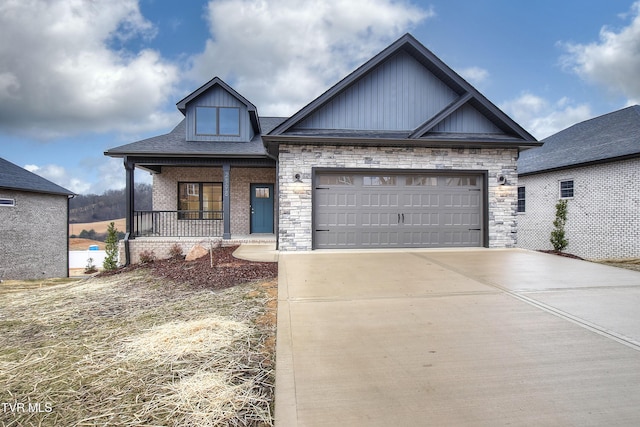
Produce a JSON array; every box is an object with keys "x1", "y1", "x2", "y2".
[
  {"x1": 401, "y1": 230, "x2": 441, "y2": 246},
  {"x1": 443, "y1": 230, "x2": 482, "y2": 246},
  {"x1": 316, "y1": 230, "x2": 358, "y2": 247},
  {"x1": 361, "y1": 212, "x2": 398, "y2": 227},
  {"x1": 362, "y1": 192, "x2": 399, "y2": 207},
  {"x1": 403, "y1": 193, "x2": 439, "y2": 208},
  {"x1": 317, "y1": 212, "x2": 357, "y2": 227},
  {"x1": 404, "y1": 212, "x2": 439, "y2": 226},
  {"x1": 314, "y1": 172, "x2": 484, "y2": 249},
  {"x1": 361, "y1": 230, "x2": 401, "y2": 246},
  {"x1": 443, "y1": 212, "x2": 481, "y2": 227}
]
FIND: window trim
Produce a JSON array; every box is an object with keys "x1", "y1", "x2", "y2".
[
  {"x1": 0, "y1": 198, "x2": 16, "y2": 207},
  {"x1": 559, "y1": 179, "x2": 574, "y2": 199},
  {"x1": 195, "y1": 106, "x2": 240, "y2": 137},
  {"x1": 177, "y1": 182, "x2": 223, "y2": 220},
  {"x1": 517, "y1": 186, "x2": 525, "y2": 213}
]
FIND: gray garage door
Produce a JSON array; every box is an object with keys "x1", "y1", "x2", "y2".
[{"x1": 314, "y1": 172, "x2": 483, "y2": 249}]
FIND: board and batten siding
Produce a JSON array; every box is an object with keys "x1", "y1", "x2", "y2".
[
  {"x1": 295, "y1": 51, "x2": 461, "y2": 131},
  {"x1": 185, "y1": 86, "x2": 252, "y2": 142},
  {"x1": 432, "y1": 104, "x2": 504, "y2": 134}
]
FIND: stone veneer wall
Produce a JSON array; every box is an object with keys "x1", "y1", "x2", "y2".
[
  {"x1": 152, "y1": 166, "x2": 275, "y2": 236},
  {"x1": 278, "y1": 144, "x2": 519, "y2": 251},
  {"x1": 0, "y1": 189, "x2": 69, "y2": 279},
  {"x1": 517, "y1": 158, "x2": 640, "y2": 260}
]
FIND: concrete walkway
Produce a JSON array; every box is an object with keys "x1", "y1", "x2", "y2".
[{"x1": 275, "y1": 248, "x2": 640, "y2": 426}]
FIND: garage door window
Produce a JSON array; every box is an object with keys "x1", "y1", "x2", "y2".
[
  {"x1": 363, "y1": 176, "x2": 396, "y2": 186},
  {"x1": 318, "y1": 175, "x2": 354, "y2": 185},
  {"x1": 446, "y1": 176, "x2": 477, "y2": 186},
  {"x1": 406, "y1": 176, "x2": 437, "y2": 186}
]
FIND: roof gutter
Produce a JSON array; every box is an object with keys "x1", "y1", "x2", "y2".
[{"x1": 262, "y1": 135, "x2": 542, "y2": 151}]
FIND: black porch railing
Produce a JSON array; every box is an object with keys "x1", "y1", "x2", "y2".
[{"x1": 133, "y1": 210, "x2": 223, "y2": 237}]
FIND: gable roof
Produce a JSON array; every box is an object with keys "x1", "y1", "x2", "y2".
[
  {"x1": 176, "y1": 76, "x2": 261, "y2": 135},
  {"x1": 0, "y1": 157, "x2": 74, "y2": 196},
  {"x1": 518, "y1": 105, "x2": 640, "y2": 175},
  {"x1": 266, "y1": 33, "x2": 538, "y2": 149}
]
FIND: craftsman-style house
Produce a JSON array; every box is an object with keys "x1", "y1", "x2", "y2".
[{"x1": 105, "y1": 34, "x2": 539, "y2": 264}]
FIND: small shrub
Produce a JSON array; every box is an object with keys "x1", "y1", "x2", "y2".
[
  {"x1": 169, "y1": 243, "x2": 183, "y2": 259},
  {"x1": 139, "y1": 250, "x2": 156, "y2": 264},
  {"x1": 550, "y1": 199, "x2": 569, "y2": 252},
  {"x1": 103, "y1": 222, "x2": 119, "y2": 271},
  {"x1": 84, "y1": 257, "x2": 97, "y2": 274}
]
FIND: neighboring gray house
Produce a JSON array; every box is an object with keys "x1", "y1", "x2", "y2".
[
  {"x1": 0, "y1": 157, "x2": 74, "y2": 279},
  {"x1": 517, "y1": 105, "x2": 640, "y2": 260},
  {"x1": 106, "y1": 34, "x2": 540, "y2": 263}
]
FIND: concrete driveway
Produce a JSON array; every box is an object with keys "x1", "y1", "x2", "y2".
[{"x1": 274, "y1": 248, "x2": 640, "y2": 426}]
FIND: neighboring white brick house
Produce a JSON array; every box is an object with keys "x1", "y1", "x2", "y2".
[
  {"x1": 517, "y1": 106, "x2": 640, "y2": 260},
  {"x1": 106, "y1": 34, "x2": 539, "y2": 263},
  {"x1": 0, "y1": 157, "x2": 74, "y2": 280}
]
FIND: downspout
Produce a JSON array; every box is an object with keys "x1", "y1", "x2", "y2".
[
  {"x1": 123, "y1": 232, "x2": 131, "y2": 267},
  {"x1": 123, "y1": 157, "x2": 135, "y2": 266},
  {"x1": 67, "y1": 194, "x2": 75, "y2": 277}
]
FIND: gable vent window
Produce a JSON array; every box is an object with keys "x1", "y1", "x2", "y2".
[
  {"x1": 517, "y1": 186, "x2": 525, "y2": 213},
  {"x1": 0, "y1": 198, "x2": 16, "y2": 207},
  {"x1": 195, "y1": 106, "x2": 240, "y2": 136},
  {"x1": 559, "y1": 180, "x2": 574, "y2": 199}
]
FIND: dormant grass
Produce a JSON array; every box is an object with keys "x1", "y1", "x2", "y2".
[{"x1": 0, "y1": 270, "x2": 276, "y2": 426}]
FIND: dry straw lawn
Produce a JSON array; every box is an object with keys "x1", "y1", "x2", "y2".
[{"x1": 0, "y1": 267, "x2": 277, "y2": 426}]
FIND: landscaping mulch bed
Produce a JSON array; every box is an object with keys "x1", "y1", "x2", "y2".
[{"x1": 102, "y1": 245, "x2": 278, "y2": 289}]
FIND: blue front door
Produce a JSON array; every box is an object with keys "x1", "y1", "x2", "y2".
[{"x1": 250, "y1": 184, "x2": 274, "y2": 233}]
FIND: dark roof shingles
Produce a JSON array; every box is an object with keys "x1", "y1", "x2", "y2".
[
  {"x1": 105, "y1": 117, "x2": 288, "y2": 157},
  {"x1": 518, "y1": 105, "x2": 640, "y2": 175},
  {"x1": 0, "y1": 157, "x2": 74, "y2": 195}
]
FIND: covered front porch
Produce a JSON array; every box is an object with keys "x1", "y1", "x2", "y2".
[{"x1": 119, "y1": 156, "x2": 277, "y2": 265}]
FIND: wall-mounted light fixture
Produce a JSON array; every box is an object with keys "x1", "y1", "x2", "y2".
[
  {"x1": 497, "y1": 174, "x2": 507, "y2": 185},
  {"x1": 294, "y1": 173, "x2": 302, "y2": 183}
]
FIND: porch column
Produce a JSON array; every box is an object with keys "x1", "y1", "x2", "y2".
[
  {"x1": 222, "y1": 163, "x2": 231, "y2": 239},
  {"x1": 124, "y1": 157, "x2": 135, "y2": 238}
]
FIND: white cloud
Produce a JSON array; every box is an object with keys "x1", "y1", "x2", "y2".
[
  {"x1": 0, "y1": 0, "x2": 180, "y2": 138},
  {"x1": 23, "y1": 158, "x2": 152, "y2": 195},
  {"x1": 24, "y1": 163, "x2": 91, "y2": 194},
  {"x1": 188, "y1": 0, "x2": 434, "y2": 116},
  {"x1": 458, "y1": 66, "x2": 489, "y2": 86},
  {"x1": 560, "y1": 1, "x2": 640, "y2": 105},
  {"x1": 501, "y1": 93, "x2": 593, "y2": 139}
]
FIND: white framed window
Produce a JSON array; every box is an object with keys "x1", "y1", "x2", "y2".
[
  {"x1": 559, "y1": 180, "x2": 574, "y2": 199},
  {"x1": 0, "y1": 198, "x2": 15, "y2": 207}
]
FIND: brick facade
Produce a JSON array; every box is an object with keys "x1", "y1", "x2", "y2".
[
  {"x1": 152, "y1": 166, "x2": 275, "y2": 235},
  {"x1": 0, "y1": 189, "x2": 69, "y2": 279},
  {"x1": 278, "y1": 144, "x2": 519, "y2": 251},
  {"x1": 123, "y1": 166, "x2": 276, "y2": 265},
  {"x1": 517, "y1": 158, "x2": 640, "y2": 260}
]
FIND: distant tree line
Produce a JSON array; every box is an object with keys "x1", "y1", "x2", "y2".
[{"x1": 69, "y1": 183, "x2": 152, "y2": 223}]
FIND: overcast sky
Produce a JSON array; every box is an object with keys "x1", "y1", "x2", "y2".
[{"x1": 1, "y1": 0, "x2": 639, "y2": 194}]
